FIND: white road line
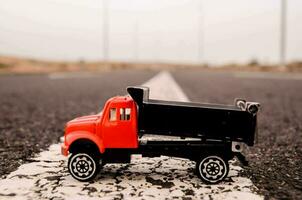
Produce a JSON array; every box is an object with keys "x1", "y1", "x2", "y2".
[
  {"x1": 0, "y1": 71, "x2": 263, "y2": 200},
  {"x1": 143, "y1": 71, "x2": 189, "y2": 102}
]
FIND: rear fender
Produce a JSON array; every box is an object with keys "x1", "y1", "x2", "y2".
[{"x1": 65, "y1": 131, "x2": 105, "y2": 154}]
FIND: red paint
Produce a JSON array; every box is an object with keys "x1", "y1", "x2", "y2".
[{"x1": 62, "y1": 96, "x2": 138, "y2": 156}]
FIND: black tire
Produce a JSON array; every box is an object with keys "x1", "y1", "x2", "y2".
[
  {"x1": 68, "y1": 152, "x2": 100, "y2": 182},
  {"x1": 196, "y1": 155, "x2": 229, "y2": 184}
]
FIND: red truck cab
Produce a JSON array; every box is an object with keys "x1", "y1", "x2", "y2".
[{"x1": 61, "y1": 96, "x2": 138, "y2": 156}]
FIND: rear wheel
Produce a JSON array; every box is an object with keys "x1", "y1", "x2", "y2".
[
  {"x1": 68, "y1": 152, "x2": 100, "y2": 182},
  {"x1": 196, "y1": 155, "x2": 229, "y2": 184}
]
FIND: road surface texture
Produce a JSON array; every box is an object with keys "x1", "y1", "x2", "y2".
[
  {"x1": 0, "y1": 69, "x2": 301, "y2": 199},
  {"x1": 0, "y1": 70, "x2": 156, "y2": 177},
  {"x1": 173, "y1": 70, "x2": 302, "y2": 199},
  {"x1": 0, "y1": 71, "x2": 263, "y2": 200}
]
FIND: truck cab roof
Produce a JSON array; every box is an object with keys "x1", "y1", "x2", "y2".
[{"x1": 107, "y1": 96, "x2": 134, "y2": 107}]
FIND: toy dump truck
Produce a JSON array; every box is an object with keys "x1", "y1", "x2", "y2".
[{"x1": 61, "y1": 86, "x2": 260, "y2": 183}]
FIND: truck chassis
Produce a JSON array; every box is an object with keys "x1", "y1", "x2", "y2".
[{"x1": 67, "y1": 135, "x2": 246, "y2": 184}]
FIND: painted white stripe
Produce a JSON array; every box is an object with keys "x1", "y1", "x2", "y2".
[
  {"x1": 143, "y1": 71, "x2": 189, "y2": 102},
  {"x1": 0, "y1": 71, "x2": 263, "y2": 200}
]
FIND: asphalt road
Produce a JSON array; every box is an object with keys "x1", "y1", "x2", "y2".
[
  {"x1": 0, "y1": 70, "x2": 156, "y2": 177},
  {"x1": 173, "y1": 70, "x2": 302, "y2": 199},
  {"x1": 0, "y1": 69, "x2": 301, "y2": 199}
]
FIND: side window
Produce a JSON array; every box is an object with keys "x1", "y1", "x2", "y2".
[
  {"x1": 120, "y1": 108, "x2": 131, "y2": 121},
  {"x1": 125, "y1": 108, "x2": 131, "y2": 120},
  {"x1": 109, "y1": 108, "x2": 117, "y2": 121}
]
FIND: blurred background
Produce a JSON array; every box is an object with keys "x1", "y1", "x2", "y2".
[{"x1": 0, "y1": 0, "x2": 301, "y2": 73}]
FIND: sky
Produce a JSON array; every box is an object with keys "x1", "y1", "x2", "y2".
[{"x1": 0, "y1": 0, "x2": 301, "y2": 64}]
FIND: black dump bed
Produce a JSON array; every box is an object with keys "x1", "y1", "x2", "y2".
[{"x1": 127, "y1": 86, "x2": 259, "y2": 146}]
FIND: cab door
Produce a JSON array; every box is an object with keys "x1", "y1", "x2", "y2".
[{"x1": 102, "y1": 104, "x2": 138, "y2": 148}]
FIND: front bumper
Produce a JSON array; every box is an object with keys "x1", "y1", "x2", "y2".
[
  {"x1": 61, "y1": 143, "x2": 68, "y2": 156},
  {"x1": 60, "y1": 136, "x2": 68, "y2": 156}
]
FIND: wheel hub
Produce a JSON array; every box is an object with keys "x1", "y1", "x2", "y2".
[
  {"x1": 198, "y1": 156, "x2": 227, "y2": 183},
  {"x1": 69, "y1": 154, "x2": 96, "y2": 179}
]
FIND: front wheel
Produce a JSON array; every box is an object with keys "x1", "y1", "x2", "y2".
[
  {"x1": 196, "y1": 155, "x2": 229, "y2": 184},
  {"x1": 68, "y1": 152, "x2": 100, "y2": 182}
]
